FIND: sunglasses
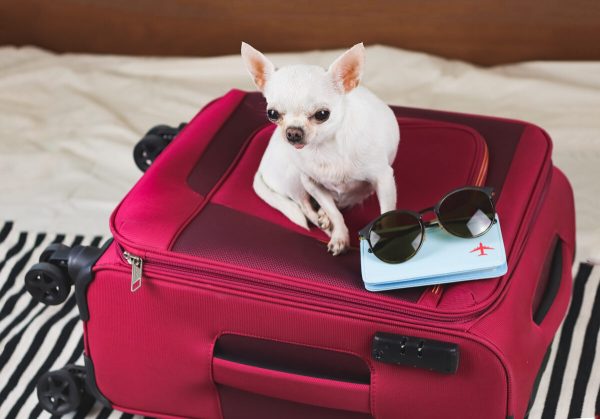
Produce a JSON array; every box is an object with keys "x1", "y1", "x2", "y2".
[{"x1": 359, "y1": 186, "x2": 496, "y2": 264}]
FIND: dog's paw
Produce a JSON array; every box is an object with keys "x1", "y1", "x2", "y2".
[
  {"x1": 318, "y1": 209, "x2": 332, "y2": 231},
  {"x1": 327, "y1": 233, "x2": 350, "y2": 256}
]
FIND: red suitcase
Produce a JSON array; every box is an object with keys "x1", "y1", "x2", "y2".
[{"x1": 27, "y1": 89, "x2": 575, "y2": 418}]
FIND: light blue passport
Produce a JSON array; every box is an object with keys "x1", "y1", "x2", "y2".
[{"x1": 360, "y1": 216, "x2": 507, "y2": 292}]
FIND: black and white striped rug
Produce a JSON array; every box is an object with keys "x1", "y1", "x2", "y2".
[{"x1": 0, "y1": 221, "x2": 598, "y2": 419}]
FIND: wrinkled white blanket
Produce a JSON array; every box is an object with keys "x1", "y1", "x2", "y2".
[{"x1": 0, "y1": 45, "x2": 598, "y2": 262}]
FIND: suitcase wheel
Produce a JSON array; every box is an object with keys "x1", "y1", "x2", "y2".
[
  {"x1": 134, "y1": 122, "x2": 187, "y2": 172},
  {"x1": 147, "y1": 122, "x2": 187, "y2": 139},
  {"x1": 37, "y1": 365, "x2": 89, "y2": 415},
  {"x1": 147, "y1": 124, "x2": 176, "y2": 138},
  {"x1": 25, "y1": 262, "x2": 71, "y2": 305},
  {"x1": 26, "y1": 243, "x2": 105, "y2": 309},
  {"x1": 39, "y1": 243, "x2": 71, "y2": 263},
  {"x1": 133, "y1": 134, "x2": 170, "y2": 172}
]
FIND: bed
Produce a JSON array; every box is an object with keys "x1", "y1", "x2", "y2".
[{"x1": 0, "y1": 2, "x2": 599, "y2": 418}]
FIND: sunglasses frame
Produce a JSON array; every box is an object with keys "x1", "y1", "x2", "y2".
[{"x1": 359, "y1": 186, "x2": 496, "y2": 264}]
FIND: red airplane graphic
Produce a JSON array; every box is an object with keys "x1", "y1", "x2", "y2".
[{"x1": 470, "y1": 242, "x2": 494, "y2": 256}]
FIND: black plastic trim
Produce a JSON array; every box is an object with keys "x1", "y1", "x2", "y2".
[
  {"x1": 372, "y1": 332, "x2": 459, "y2": 374},
  {"x1": 533, "y1": 240, "x2": 563, "y2": 325},
  {"x1": 72, "y1": 239, "x2": 113, "y2": 321},
  {"x1": 84, "y1": 355, "x2": 111, "y2": 408}
]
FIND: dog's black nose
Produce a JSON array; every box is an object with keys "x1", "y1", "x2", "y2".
[{"x1": 286, "y1": 127, "x2": 304, "y2": 143}]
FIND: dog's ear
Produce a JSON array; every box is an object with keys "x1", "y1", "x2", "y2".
[
  {"x1": 241, "y1": 42, "x2": 275, "y2": 91},
  {"x1": 328, "y1": 43, "x2": 365, "y2": 93}
]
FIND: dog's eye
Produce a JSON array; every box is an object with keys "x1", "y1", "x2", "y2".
[
  {"x1": 314, "y1": 109, "x2": 330, "y2": 122},
  {"x1": 267, "y1": 109, "x2": 280, "y2": 122}
]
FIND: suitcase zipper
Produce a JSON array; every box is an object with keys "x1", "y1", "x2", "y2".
[
  {"x1": 117, "y1": 247, "x2": 480, "y2": 324},
  {"x1": 123, "y1": 251, "x2": 143, "y2": 292}
]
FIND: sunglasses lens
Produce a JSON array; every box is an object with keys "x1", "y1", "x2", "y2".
[
  {"x1": 438, "y1": 189, "x2": 495, "y2": 238},
  {"x1": 369, "y1": 212, "x2": 423, "y2": 263}
]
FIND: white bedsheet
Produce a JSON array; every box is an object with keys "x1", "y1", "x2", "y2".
[{"x1": 0, "y1": 45, "x2": 598, "y2": 262}]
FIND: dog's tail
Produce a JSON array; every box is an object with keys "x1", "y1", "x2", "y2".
[{"x1": 253, "y1": 172, "x2": 309, "y2": 230}]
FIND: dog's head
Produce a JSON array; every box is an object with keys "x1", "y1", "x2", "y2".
[{"x1": 241, "y1": 42, "x2": 365, "y2": 149}]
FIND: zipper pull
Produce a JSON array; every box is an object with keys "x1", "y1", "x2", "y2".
[
  {"x1": 418, "y1": 285, "x2": 444, "y2": 307},
  {"x1": 123, "y1": 251, "x2": 143, "y2": 292}
]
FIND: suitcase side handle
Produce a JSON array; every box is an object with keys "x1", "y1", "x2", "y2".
[
  {"x1": 532, "y1": 238, "x2": 564, "y2": 325},
  {"x1": 212, "y1": 356, "x2": 370, "y2": 414}
]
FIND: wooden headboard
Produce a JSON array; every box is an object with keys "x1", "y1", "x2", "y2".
[{"x1": 1, "y1": 0, "x2": 599, "y2": 65}]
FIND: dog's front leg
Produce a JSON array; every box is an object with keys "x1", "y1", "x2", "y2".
[
  {"x1": 373, "y1": 165, "x2": 397, "y2": 214},
  {"x1": 300, "y1": 174, "x2": 349, "y2": 255}
]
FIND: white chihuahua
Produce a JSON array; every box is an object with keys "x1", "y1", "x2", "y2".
[{"x1": 241, "y1": 42, "x2": 400, "y2": 255}]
